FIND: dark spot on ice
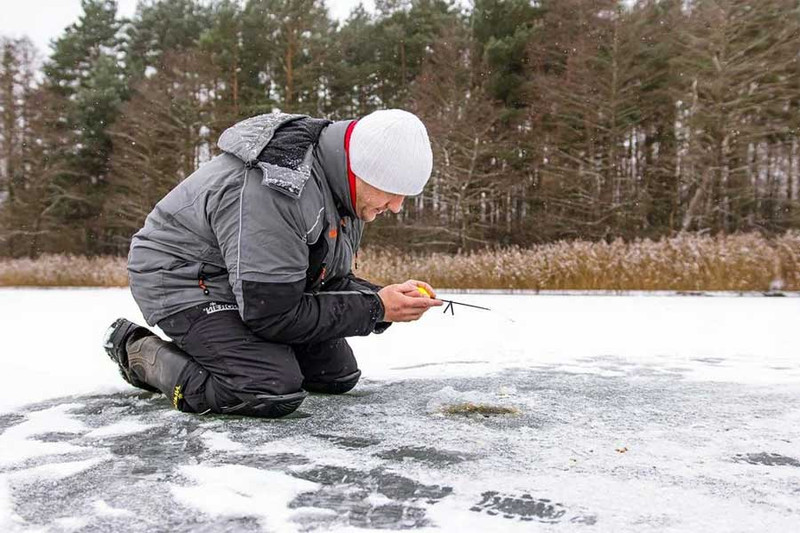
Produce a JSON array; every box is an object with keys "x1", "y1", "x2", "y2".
[
  {"x1": 131, "y1": 465, "x2": 158, "y2": 475},
  {"x1": 291, "y1": 490, "x2": 430, "y2": 529},
  {"x1": 734, "y1": 452, "x2": 800, "y2": 467},
  {"x1": 470, "y1": 491, "x2": 569, "y2": 523},
  {"x1": 691, "y1": 357, "x2": 726, "y2": 365},
  {"x1": 369, "y1": 469, "x2": 453, "y2": 502},
  {"x1": 34, "y1": 432, "x2": 80, "y2": 443},
  {"x1": 292, "y1": 464, "x2": 363, "y2": 485},
  {"x1": 289, "y1": 466, "x2": 451, "y2": 528},
  {"x1": 314, "y1": 433, "x2": 380, "y2": 449},
  {"x1": 110, "y1": 424, "x2": 206, "y2": 460},
  {"x1": 571, "y1": 514, "x2": 599, "y2": 525},
  {"x1": 214, "y1": 452, "x2": 309, "y2": 469},
  {"x1": 376, "y1": 446, "x2": 469, "y2": 466},
  {"x1": 0, "y1": 412, "x2": 26, "y2": 431}
]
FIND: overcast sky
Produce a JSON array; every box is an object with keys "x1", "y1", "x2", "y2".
[{"x1": 0, "y1": 0, "x2": 375, "y2": 58}]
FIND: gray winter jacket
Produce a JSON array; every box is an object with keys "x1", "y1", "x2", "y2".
[{"x1": 128, "y1": 112, "x2": 387, "y2": 344}]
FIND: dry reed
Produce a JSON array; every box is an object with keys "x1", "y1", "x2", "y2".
[
  {"x1": 0, "y1": 255, "x2": 128, "y2": 287},
  {"x1": 357, "y1": 232, "x2": 800, "y2": 292},
  {"x1": 1, "y1": 232, "x2": 798, "y2": 291}
]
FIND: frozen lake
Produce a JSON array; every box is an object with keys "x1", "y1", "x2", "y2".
[{"x1": 1, "y1": 289, "x2": 799, "y2": 532}]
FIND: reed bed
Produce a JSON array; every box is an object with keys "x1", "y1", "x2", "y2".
[
  {"x1": 1, "y1": 232, "x2": 798, "y2": 291},
  {"x1": 0, "y1": 255, "x2": 128, "y2": 287},
  {"x1": 358, "y1": 232, "x2": 800, "y2": 292}
]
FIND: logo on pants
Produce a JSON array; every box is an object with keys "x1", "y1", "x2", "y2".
[{"x1": 203, "y1": 302, "x2": 238, "y2": 315}]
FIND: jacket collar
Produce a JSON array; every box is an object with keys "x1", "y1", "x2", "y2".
[{"x1": 315, "y1": 120, "x2": 358, "y2": 219}]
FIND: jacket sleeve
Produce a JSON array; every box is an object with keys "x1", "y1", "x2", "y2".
[
  {"x1": 322, "y1": 273, "x2": 393, "y2": 334},
  {"x1": 241, "y1": 279, "x2": 386, "y2": 344}
]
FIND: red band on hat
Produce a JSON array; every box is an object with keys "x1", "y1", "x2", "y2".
[{"x1": 344, "y1": 120, "x2": 358, "y2": 213}]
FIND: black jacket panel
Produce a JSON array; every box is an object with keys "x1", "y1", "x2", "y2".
[{"x1": 242, "y1": 279, "x2": 385, "y2": 345}]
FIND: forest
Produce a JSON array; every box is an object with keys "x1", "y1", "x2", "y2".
[{"x1": 1, "y1": 0, "x2": 799, "y2": 257}]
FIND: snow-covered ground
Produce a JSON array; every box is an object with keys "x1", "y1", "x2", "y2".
[{"x1": 1, "y1": 288, "x2": 799, "y2": 532}]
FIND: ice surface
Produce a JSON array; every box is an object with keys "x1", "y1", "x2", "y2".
[
  {"x1": 0, "y1": 288, "x2": 799, "y2": 531},
  {"x1": 202, "y1": 430, "x2": 245, "y2": 452},
  {"x1": 84, "y1": 420, "x2": 153, "y2": 438},
  {"x1": 0, "y1": 404, "x2": 89, "y2": 467},
  {"x1": 172, "y1": 464, "x2": 319, "y2": 531},
  {"x1": 92, "y1": 499, "x2": 134, "y2": 518}
]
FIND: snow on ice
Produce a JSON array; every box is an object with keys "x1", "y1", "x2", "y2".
[{"x1": 0, "y1": 288, "x2": 799, "y2": 532}]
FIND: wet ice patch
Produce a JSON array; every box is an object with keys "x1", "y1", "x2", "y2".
[{"x1": 171, "y1": 464, "x2": 318, "y2": 531}]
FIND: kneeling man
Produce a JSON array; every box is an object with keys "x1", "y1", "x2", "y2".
[{"x1": 103, "y1": 109, "x2": 442, "y2": 418}]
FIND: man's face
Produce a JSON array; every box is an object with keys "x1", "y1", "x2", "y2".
[{"x1": 354, "y1": 177, "x2": 405, "y2": 222}]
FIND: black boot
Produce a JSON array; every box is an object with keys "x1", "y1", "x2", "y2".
[
  {"x1": 126, "y1": 335, "x2": 192, "y2": 410},
  {"x1": 102, "y1": 318, "x2": 159, "y2": 393}
]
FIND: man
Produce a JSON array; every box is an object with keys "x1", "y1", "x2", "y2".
[{"x1": 102, "y1": 109, "x2": 442, "y2": 418}]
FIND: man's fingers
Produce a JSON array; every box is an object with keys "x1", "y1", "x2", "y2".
[
  {"x1": 400, "y1": 294, "x2": 438, "y2": 308},
  {"x1": 397, "y1": 280, "x2": 419, "y2": 292},
  {"x1": 401, "y1": 309, "x2": 427, "y2": 321}
]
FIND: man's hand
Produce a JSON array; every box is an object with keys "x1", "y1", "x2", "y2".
[{"x1": 378, "y1": 280, "x2": 443, "y2": 322}]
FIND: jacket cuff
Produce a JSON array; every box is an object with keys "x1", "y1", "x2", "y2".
[
  {"x1": 370, "y1": 292, "x2": 392, "y2": 334},
  {"x1": 374, "y1": 321, "x2": 392, "y2": 334}
]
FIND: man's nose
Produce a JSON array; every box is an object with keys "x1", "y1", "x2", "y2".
[{"x1": 388, "y1": 196, "x2": 404, "y2": 214}]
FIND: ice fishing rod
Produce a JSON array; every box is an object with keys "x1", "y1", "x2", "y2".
[{"x1": 416, "y1": 286, "x2": 492, "y2": 315}]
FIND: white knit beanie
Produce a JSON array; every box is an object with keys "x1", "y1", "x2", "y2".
[{"x1": 349, "y1": 109, "x2": 433, "y2": 196}]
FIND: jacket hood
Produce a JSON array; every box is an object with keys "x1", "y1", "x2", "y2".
[
  {"x1": 218, "y1": 113, "x2": 356, "y2": 213},
  {"x1": 315, "y1": 120, "x2": 357, "y2": 219},
  {"x1": 218, "y1": 112, "x2": 316, "y2": 199},
  {"x1": 218, "y1": 112, "x2": 309, "y2": 164}
]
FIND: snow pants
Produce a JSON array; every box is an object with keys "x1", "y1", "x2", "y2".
[{"x1": 157, "y1": 302, "x2": 361, "y2": 416}]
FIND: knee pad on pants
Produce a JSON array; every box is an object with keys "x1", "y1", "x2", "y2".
[
  {"x1": 218, "y1": 390, "x2": 308, "y2": 418},
  {"x1": 303, "y1": 369, "x2": 361, "y2": 395}
]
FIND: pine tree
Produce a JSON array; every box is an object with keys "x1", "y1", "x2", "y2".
[
  {"x1": 125, "y1": 0, "x2": 214, "y2": 81},
  {"x1": 472, "y1": 0, "x2": 542, "y2": 114},
  {"x1": 241, "y1": 0, "x2": 334, "y2": 114}
]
